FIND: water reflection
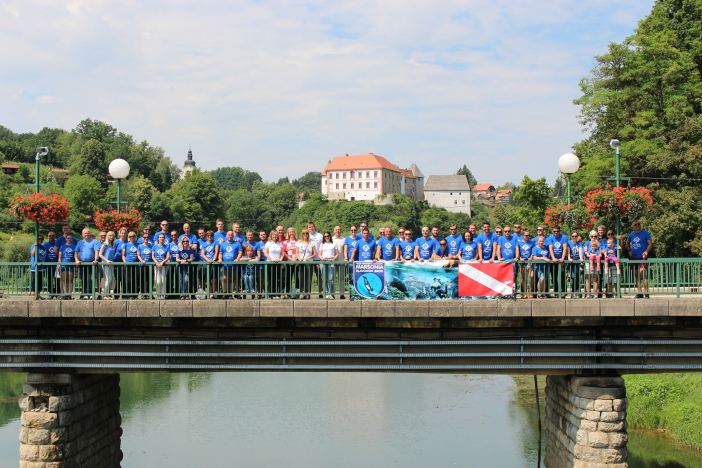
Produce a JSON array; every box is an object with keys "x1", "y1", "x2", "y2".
[{"x1": 0, "y1": 372, "x2": 699, "y2": 467}]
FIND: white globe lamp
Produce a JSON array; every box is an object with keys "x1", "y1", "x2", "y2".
[{"x1": 108, "y1": 159, "x2": 131, "y2": 212}]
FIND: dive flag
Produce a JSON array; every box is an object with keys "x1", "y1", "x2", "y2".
[{"x1": 458, "y1": 263, "x2": 514, "y2": 297}]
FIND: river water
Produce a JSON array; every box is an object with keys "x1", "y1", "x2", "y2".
[{"x1": 0, "y1": 373, "x2": 700, "y2": 467}]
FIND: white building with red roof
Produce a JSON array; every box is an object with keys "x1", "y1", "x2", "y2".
[{"x1": 321, "y1": 153, "x2": 424, "y2": 202}]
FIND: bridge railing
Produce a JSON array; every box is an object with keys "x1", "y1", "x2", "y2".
[
  {"x1": 11, "y1": 261, "x2": 349, "y2": 300},
  {"x1": 4, "y1": 258, "x2": 702, "y2": 299}
]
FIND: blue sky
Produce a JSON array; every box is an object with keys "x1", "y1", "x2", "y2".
[{"x1": 1, "y1": 0, "x2": 654, "y2": 185}]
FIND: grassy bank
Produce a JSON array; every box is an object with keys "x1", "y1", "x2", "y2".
[{"x1": 624, "y1": 373, "x2": 702, "y2": 450}]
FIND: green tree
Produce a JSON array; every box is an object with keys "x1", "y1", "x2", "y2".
[
  {"x1": 72, "y1": 139, "x2": 108, "y2": 184},
  {"x1": 64, "y1": 174, "x2": 106, "y2": 226},
  {"x1": 456, "y1": 165, "x2": 477, "y2": 186},
  {"x1": 513, "y1": 176, "x2": 551, "y2": 214},
  {"x1": 292, "y1": 172, "x2": 321, "y2": 193},
  {"x1": 210, "y1": 166, "x2": 263, "y2": 192},
  {"x1": 165, "y1": 170, "x2": 223, "y2": 223}
]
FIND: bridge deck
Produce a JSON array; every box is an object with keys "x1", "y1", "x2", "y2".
[{"x1": 0, "y1": 297, "x2": 700, "y2": 318}]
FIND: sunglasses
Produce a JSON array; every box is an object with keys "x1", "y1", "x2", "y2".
[
  {"x1": 496, "y1": 231, "x2": 503, "y2": 234},
  {"x1": 440, "y1": 243, "x2": 447, "y2": 246},
  {"x1": 571, "y1": 234, "x2": 578, "y2": 238}
]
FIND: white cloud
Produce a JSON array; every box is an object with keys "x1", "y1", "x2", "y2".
[{"x1": 0, "y1": 0, "x2": 653, "y2": 184}]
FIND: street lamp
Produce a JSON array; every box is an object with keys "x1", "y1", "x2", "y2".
[
  {"x1": 35, "y1": 147, "x2": 49, "y2": 299},
  {"x1": 108, "y1": 159, "x2": 130, "y2": 212},
  {"x1": 609, "y1": 139, "x2": 622, "y2": 240},
  {"x1": 558, "y1": 152, "x2": 580, "y2": 205}
]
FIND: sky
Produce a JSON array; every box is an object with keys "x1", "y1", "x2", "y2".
[{"x1": 1, "y1": 0, "x2": 654, "y2": 185}]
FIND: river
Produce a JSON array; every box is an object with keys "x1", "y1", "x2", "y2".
[{"x1": 0, "y1": 373, "x2": 700, "y2": 467}]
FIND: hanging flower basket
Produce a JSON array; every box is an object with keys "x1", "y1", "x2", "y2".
[
  {"x1": 93, "y1": 209, "x2": 143, "y2": 232},
  {"x1": 9, "y1": 193, "x2": 69, "y2": 224},
  {"x1": 584, "y1": 186, "x2": 653, "y2": 225}
]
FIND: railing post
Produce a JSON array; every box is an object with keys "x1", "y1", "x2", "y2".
[{"x1": 676, "y1": 261, "x2": 682, "y2": 298}]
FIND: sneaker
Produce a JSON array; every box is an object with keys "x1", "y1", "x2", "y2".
[{"x1": 326, "y1": 294, "x2": 334, "y2": 300}]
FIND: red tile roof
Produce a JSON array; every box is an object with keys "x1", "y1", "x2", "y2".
[
  {"x1": 472, "y1": 183, "x2": 495, "y2": 191},
  {"x1": 322, "y1": 153, "x2": 404, "y2": 175}
]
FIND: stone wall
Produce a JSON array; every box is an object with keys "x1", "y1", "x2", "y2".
[
  {"x1": 19, "y1": 373, "x2": 122, "y2": 468},
  {"x1": 544, "y1": 375, "x2": 628, "y2": 468}
]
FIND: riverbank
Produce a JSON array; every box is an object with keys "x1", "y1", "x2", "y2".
[{"x1": 624, "y1": 373, "x2": 702, "y2": 450}]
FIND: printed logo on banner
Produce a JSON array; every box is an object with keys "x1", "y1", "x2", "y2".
[{"x1": 354, "y1": 262, "x2": 386, "y2": 299}]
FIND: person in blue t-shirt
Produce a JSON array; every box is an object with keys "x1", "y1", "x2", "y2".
[
  {"x1": 546, "y1": 225, "x2": 569, "y2": 296},
  {"x1": 356, "y1": 221, "x2": 375, "y2": 241},
  {"x1": 432, "y1": 239, "x2": 451, "y2": 260},
  {"x1": 178, "y1": 224, "x2": 199, "y2": 252},
  {"x1": 343, "y1": 226, "x2": 359, "y2": 262},
  {"x1": 30, "y1": 235, "x2": 46, "y2": 295},
  {"x1": 57, "y1": 233, "x2": 76, "y2": 298},
  {"x1": 530, "y1": 236, "x2": 551, "y2": 298},
  {"x1": 56, "y1": 225, "x2": 75, "y2": 249},
  {"x1": 152, "y1": 220, "x2": 170, "y2": 243},
  {"x1": 414, "y1": 227, "x2": 438, "y2": 261},
  {"x1": 496, "y1": 226, "x2": 518, "y2": 261},
  {"x1": 136, "y1": 225, "x2": 152, "y2": 245},
  {"x1": 99, "y1": 231, "x2": 119, "y2": 298},
  {"x1": 255, "y1": 231, "x2": 268, "y2": 261},
  {"x1": 475, "y1": 223, "x2": 497, "y2": 261},
  {"x1": 517, "y1": 231, "x2": 535, "y2": 297},
  {"x1": 213, "y1": 219, "x2": 227, "y2": 245},
  {"x1": 75, "y1": 228, "x2": 97, "y2": 298},
  {"x1": 176, "y1": 238, "x2": 195, "y2": 299},
  {"x1": 445, "y1": 224, "x2": 463, "y2": 260},
  {"x1": 353, "y1": 228, "x2": 377, "y2": 261},
  {"x1": 231, "y1": 223, "x2": 245, "y2": 244},
  {"x1": 459, "y1": 232, "x2": 480, "y2": 262},
  {"x1": 121, "y1": 232, "x2": 140, "y2": 297},
  {"x1": 399, "y1": 230, "x2": 416, "y2": 262},
  {"x1": 627, "y1": 220, "x2": 653, "y2": 297},
  {"x1": 376, "y1": 228, "x2": 399, "y2": 261},
  {"x1": 151, "y1": 233, "x2": 171, "y2": 299},
  {"x1": 43, "y1": 231, "x2": 60, "y2": 296},
  {"x1": 430, "y1": 226, "x2": 442, "y2": 243},
  {"x1": 137, "y1": 234, "x2": 153, "y2": 298},
  {"x1": 199, "y1": 230, "x2": 219, "y2": 295},
  {"x1": 218, "y1": 231, "x2": 242, "y2": 296},
  {"x1": 567, "y1": 231, "x2": 584, "y2": 297}
]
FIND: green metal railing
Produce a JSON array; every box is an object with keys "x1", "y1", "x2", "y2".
[
  {"x1": 13, "y1": 261, "x2": 349, "y2": 300},
  {"x1": 6, "y1": 258, "x2": 702, "y2": 299}
]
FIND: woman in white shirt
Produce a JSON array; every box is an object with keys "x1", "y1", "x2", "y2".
[
  {"x1": 264, "y1": 230, "x2": 284, "y2": 297},
  {"x1": 297, "y1": 229, "x2": 317, "y2": 299},
  {"x1": 319, "y1": 231, "x2": 339, "y2": 299}
]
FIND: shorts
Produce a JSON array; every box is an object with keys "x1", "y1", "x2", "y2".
[{"x1": 61, "y1": 266, "x2": 74, "y2": 273}]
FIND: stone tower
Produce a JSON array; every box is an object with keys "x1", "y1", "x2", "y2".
[{"x1": 181, "y1": 147, "x2": 196, "y2": 178}]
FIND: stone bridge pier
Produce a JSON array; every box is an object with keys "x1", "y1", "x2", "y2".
[
  {"x1": 544, "y1": 374, "x2": 628, "y2": 468},
  {"x1": 18, "y1": 373, "x2": 122, "y2": 468}
]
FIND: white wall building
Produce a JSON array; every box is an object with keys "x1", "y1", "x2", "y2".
[
  {"x1": 423, "y1": 175, "x2": 471, "y2": 214},
  {"x1": 321, "y1": 153, "x2": 423, "y2": 202}
]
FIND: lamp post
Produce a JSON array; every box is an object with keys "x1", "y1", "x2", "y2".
[
  {"x1": 609, "y1": 139, "x2": 622, "y2": 240},
  {"x1": 558, "y1": 152, "x2": 580, "y2": 205},
  {"x1": 108, "y1": 159, "x2": 130, "y2": 212},
  {"x1": 34, "y1": 147, "x2": 49, "y2": 299}
]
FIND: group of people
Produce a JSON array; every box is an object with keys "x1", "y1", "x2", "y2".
[{"x1": 28, "y1": 218, "x2": 654, "y2": 299}]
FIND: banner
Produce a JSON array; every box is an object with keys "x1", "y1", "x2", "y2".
[
  {"x1": 352, "y1": 260, "x2": 458, "y2": 300},
  {"x1": 458, "y1": 263, "x2": 514, "y2": 297}
]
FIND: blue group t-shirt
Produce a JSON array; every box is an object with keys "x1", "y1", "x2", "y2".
[
  {"x1": 628, "y1": 230, "x2": 652, "y2": 259},
  {"x1": 344, "y1": 236, "x2": 359, "y2": 261},
  {"x1": 177, "y1": 248, "x2": 195, "y2": 263},
  {"x1": 123, "y1": 242, "x2": 140, "y2": 262},
  {"x1": 546, "y1": 234, "x2": 569, "y2": 259},
  {"x1": 200, "y1": 241, "x2": 218, "y2": 261},
  {"x1": 152, "y1": 244, "x2": 169, "y2": 263},
  {"x1": 213, "y1": 231, "x2": 227, "y2": 245},
  {"x1": 518, "y1": 239, "x2": 535, "y2": 260},
  {"x1": 459, "y1": 241, "x2": 478, "y2": 260},
  {"x1": 567, "y1": 241, "x2": 583, "y2": 260},
  {"x1": 531, "y1": 245, "x2": 550, "y2": 271},
  {"x1": 59, "y1": 243, "x2": 75, "y2": 264},
  {"x1": 43, "y1": 241, "x2": 59, "y2": 263},
  {"x1": 100, "y1": 243, "x2": 119, "y2": 262},
  {"x1": 476, "y1": 232, "x2": 498, "y2": 259},
  {"x1": 445, "y1": 234, "x2": 463, "y2": 256},
  {"x1": 254, "y1": 241, "x2": 267, "y2": 261},
  {"x1": 220, "y1": 241, "x2": 241, "y2": 262},
  {"x1": 168, "y1": 242, "x2": 180, "y2": 263},
  {"x1": 497, "y1": 235, "x2": 517, "y2": 260},
  {"x1": 399, "y1": 240, "x2": 415, "y2": 260},
  {"x1": 415, "y1": 237, "x2": 437, "y2": 260},
  {"x1": 30, "y1": 244, "x2": 47, "y2": 271},
  {"x1": 178, "y1": 233, "x2": 198, "y2": 248},
  {"x1": 75, "y1": 239, "x2": 97, "y2": 262},
  {"x1": 377, "y1": 237, "x2": 398, "y2": 260},
  {"x1": 138, "y1": 243, "x2": 153, "y2": 263},
  {"x1": 356, "y1": 238, "x2": 377, "y2": 261}
]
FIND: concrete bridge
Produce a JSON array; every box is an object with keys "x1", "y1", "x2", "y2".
[{"x1": 3, "y1": 297, "x2": 702, "y2": 467}]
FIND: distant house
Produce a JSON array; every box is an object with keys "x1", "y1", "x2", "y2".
[
  {"x1": 495, "y1": 189, "x2": 513, "y2": 204},
  {"x1": 50, "y1": 168, "x2": 70, "y2": 183},
  {"x1": 320, "y1": 153, "x2": 424, "y2": 203},
  {"x1": 1, "y1": 163, "x2": 19, "y2": 175},
  {"x1": 423, "y1": 175, "x2": 471, "y2": 214},
  {"x1": 473, "y1": 183, "x2": 496, "y2": 200}
]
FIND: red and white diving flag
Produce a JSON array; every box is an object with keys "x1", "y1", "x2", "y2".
[{"x1": 458, "y1": 263, "x2": 515, "y2": 297}]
